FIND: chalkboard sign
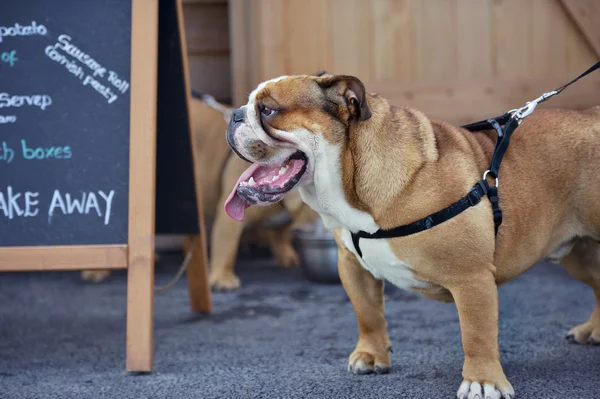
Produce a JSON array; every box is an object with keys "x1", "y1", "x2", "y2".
[
  {"x1": 0, "y1": 0, "x2": 212, "y2": 373},
  {"x1": 0, "y1": 0, "x2": 131, "y2": 246}
]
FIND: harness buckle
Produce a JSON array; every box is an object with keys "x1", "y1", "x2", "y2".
[{"x1": 467, "y1": 185, "x2": 483, "y2": 206}]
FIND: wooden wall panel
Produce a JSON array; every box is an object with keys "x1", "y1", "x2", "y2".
[
  {"x1": 372, "y1": 0, "x2": 413, "y2": 82},
  {"x1": 413, "y1": 0, "x2": 458, "y2": 82},
  {"x1": 183, "y1": 0, "x2": 231, "y2": 103},
  {"x1": 560, "y1": 0, "x2": 600, "y2": 58},
  {"x1": 183, "y1": 2, "x2": 229, "y2": 54},
  {"x1": 330, "y1": 0, "x2": 373, "y2": 79},
  {"x1": 230, "y1": 0, "x2": 599, "y2": 122},
  {"x1": 187, "y1": 55, "x2": 231, "y2": 102},
  {"x1": 456, "y1": 0, "x2": 492, "y2": 80}
]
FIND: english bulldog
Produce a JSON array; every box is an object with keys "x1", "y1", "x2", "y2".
[{"x1": 224, "y1": 71, "x2": 600, "y2": 398}]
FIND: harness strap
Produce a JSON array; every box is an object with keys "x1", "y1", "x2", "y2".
[
  {"x1": 461, "y1": 112, "x2": 512, "y2": 132},
  {"x1": 349, "y1": 60, "x2": 600, "y2": 258},
  {"x1": 350, "y1": 117, "x2": 521, "y2": 257},
  {"x1": 351, "y1": 180, "x2": 491, "y2": 258},
  {"x1": 488, "y1": 117, "x2": 519, "y2": 179}
]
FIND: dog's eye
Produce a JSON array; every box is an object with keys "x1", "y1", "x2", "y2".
[{"x1": 260, "y1": 105, "x2": 275, "y2": 116}]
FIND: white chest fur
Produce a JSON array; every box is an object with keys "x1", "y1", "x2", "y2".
[
  {"x1": 339, "y1": 229, "x2": 429, "y2": 291},
  {"x1": 296, "y1": 136, "x2": 428, "y2": 291}
]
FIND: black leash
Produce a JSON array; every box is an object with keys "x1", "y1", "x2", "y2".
[{"x1": 351, "y1": 60, "x2": 600, "y2": 258}]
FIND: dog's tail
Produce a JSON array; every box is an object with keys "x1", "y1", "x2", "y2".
[
  {"x1": 190, "y1": 88, "x2": 233, "y2": 123},
  {"x1": 191, "y1": 88, "x2": 206, "y2": 100}
]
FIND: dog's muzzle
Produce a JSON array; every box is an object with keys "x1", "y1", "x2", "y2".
[{"x1": 226, "y1": 107, "x2": 252, "y2": 163}]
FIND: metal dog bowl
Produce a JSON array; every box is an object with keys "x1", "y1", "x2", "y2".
[{"x1": 293, "y1": 219, "x2": 340, "y2": 284}]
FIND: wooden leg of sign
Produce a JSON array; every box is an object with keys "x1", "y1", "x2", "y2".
[
  {"x1": 126, "y1": 0, "x2": 158, "y2": 373},
  {"x1": 175, "y1": 0, "x2": 212, "y2": 313},
  {"x1": 126, "y1": 251, "x2": 155, "y2": 372},
  {"x1": 186, "y1": 233, "x2": 211, "y2": 312}
]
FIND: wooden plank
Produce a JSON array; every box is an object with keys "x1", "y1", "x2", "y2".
[
  {"x1": 284, "y1": 0, "x2": 332, "y2": 75},
  {"x1": 176, "y1": 0, "x2": 212, "y2": 313},
  {"x1": 457, "y1": 0, "x2": 492, "y2": 80},
  {"x1": 188, "y1": 55, "x2": 231, "y2": 102},
  {"x1": 413, "y1": 0, "x2": 458, "y2": 82},
  {"x1": 371, "y1": 0, "x2": 412, "y2": 82},
  {"x1": 331, "y1": 0, "x2": 373, "y2": 78},
  {"x1": 530, "y1": 0, "x2": 572, "y2": 77},
  {"x1": 492, "y1": 0, "x2": 533, "y2": 79},
  {"x1": 126, "y1": 0, "x2": 159, "y2": 373},
  {"x1": 0, "y1": 245, "x2": 127, "y2": 271},
  {"x1": 366, "y1": 75, "x2": 600, "y2": 126},
  {"x1": 560, "y1": 0, "x2": 600, "y2": 59},
  {"x1": 563, "y1": 6, "x2": 598, "y2": 75},
  {"x1": 256, "y1": 0, "x2": 286, "y2": 79},
  {"x1": 183, "y1": 3, "x2": 229, "y2": 54},
  {"x1": 229, "y1": 0, "x2": 251, "y2": 107}
]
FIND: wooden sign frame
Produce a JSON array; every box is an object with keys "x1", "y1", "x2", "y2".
[{"x1": 0, "y1": 0, "x2": 210, "y2": 373}]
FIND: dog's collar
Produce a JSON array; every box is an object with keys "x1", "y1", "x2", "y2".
[{"x1": 350, "y1": 60, "x2": 600, "y2": 258}]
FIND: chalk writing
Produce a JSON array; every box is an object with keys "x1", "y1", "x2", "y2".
[
  {"x1": 21, "y1": 140, "x2": 72, "y2": 160},
  {"x1": 83, "y1": 75, "x2": 117, "y2": 104},
  {"x1": 0, "y1": 22, "x2": 47, "y2": 43},
  {"x1": 44, "y1": 34, "x2": 129, "y2": 104},
  {"x1": 107, "y1": 71, "x2": 129, "y2": 94},
  {"x1": 45, "y1": 45, "x2": 85, "y2": 80},
  {"x1": 1, "y1": 50, "x2": 18, "y2": 67},
  {"x1": 56, "y1": 35, "x2": 106, "y2": 77},
  {"x1": 0, "y1": 142, "x2": 14, "y2": 163},
  {"x1": 48, "y1": 190, "x2": 114, "y2": 225},
  {"x1": 0, "y1": 93, "x2": 52, "y2": 111},
  {"x1": 0, "y1": 187, "x2": 39, "y2": 219},
  {"x1": 0, "y1": 187, "x2": 115, "y2": 225},
  {"x1": 0, "y1": 115, "x2": 17, "y2": 124}
]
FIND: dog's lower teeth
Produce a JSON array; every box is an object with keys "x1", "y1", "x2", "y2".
[{"x1": 248, "y1": 177, "x2": 256, "y2": 186}]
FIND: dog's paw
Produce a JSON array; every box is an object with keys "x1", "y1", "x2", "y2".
[
  {"x1": 566, "y1": 320, "x2": 600, "y2": 345},
  {"x1": 209, "y1": 272, "x2": 241, "y2": 291},
  {"x1": 81, "y1": 270, "x2": 111, "y2": 283},
  {"x1": 275, "y1": 247, "x2": 300, "y2": 268},
  {"x1": 347, "y1": 350, "x2": 391, "y2": 375},
  {"x1": 457, "y1": 380, "x2": 514, "y2": 399}
]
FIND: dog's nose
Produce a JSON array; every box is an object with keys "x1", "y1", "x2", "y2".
[
  {"x1": 230, "y1": 107, "x2": 245, "y2": 125},
  {"x1": 226, "y1": 107, "x2": 252, "y2": 163}
]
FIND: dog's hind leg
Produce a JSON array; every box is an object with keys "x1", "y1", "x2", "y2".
[
  {"x1": 333, "y1": 229, "x2": 392, "y2": 375},
  {"x1": 561, "y1": 237, "x2": 600, "y2": 345}
]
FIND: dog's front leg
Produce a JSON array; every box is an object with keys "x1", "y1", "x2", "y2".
[
  {"x1": 334, "y1": 230, "x2": 392, "y2": 374},
  {"x1": 451, "y1": 271, "x2": 514, "y2": 399}
]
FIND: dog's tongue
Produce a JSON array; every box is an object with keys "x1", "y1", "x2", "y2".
[{"x1": 224, "y1": 163, "x2": 262, "y2": 221}]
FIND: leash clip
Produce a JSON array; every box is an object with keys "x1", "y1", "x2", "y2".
[{"x1": 508, "y1": 90, "x2": 558, "y2": 123}]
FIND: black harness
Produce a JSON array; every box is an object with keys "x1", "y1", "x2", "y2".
[{"x1": 350, "y1": 61, "x2": 600, "y2": 258}]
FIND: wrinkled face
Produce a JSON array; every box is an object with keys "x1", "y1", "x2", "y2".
[{"x1": 223, "y1": 73, "x2": 372, "y2": 221}]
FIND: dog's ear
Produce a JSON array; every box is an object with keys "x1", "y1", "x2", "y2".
[{"x1": 317, "y1": 75, "x2": 372, "y2": 122}]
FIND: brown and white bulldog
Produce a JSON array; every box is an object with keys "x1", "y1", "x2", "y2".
[{"x1": 224, "y1": 71, "x2": 600, "y2": 398}]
